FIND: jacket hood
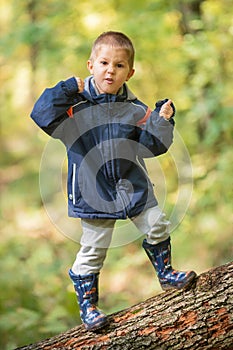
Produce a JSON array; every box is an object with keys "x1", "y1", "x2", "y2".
[{"x1": 81, "y1": 76, "x2": 137, "y2": 104}]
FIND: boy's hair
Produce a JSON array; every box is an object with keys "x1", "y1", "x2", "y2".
[{"x1": 90, "y1": 31, "x2": 135, "y2": 69}]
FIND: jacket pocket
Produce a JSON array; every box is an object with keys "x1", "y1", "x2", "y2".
[
  {"x1": 71, "y1": 163, "x2": 77, "y2": 205},
  {"x1": 69, "y1": 163, "x2": 79, "y2": 206}
]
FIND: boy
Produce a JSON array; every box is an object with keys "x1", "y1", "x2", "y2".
[{"x1": 31, "y1": 31, "x2": 196, "y2": 331}]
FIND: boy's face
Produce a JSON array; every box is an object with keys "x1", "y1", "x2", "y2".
[{"x1": 87, "y1": 45, "x2": 135, "y2": 95}]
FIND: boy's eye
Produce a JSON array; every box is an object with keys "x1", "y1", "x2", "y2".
[
  {"x1": 100, "y1": 61, "x2": 108, "y2": 65},
  {"x1": 117, "y1": 63, "x2": 124, "y2": 68}
]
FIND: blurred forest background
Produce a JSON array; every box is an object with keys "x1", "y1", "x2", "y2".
[{"x1": 0, "y1": 0, "x2": 232, "y2": 349}]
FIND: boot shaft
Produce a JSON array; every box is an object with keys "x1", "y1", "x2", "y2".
[
  {"x1": 69, "y1": 269, "x2": 99, "y2": 304},
  {"x1": 142, "y1": 237, "x2": 172, "y2": 276},
  {"x1": 69, "y1": 269, "x2": 108, "y2": 330},
  {"x1": 142, "y1": 237, "x2": 196, "y2": 290}
]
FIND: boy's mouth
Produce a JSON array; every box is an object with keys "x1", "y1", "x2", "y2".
[{"x1": 105, "y1": 78, "x2": 114, "y2": 83}]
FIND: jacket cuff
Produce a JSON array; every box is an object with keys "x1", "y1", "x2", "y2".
[
  {"x1": 63, "y1": 77, "x2": 79, "y2": 96},
  {"x1": 153, "y1": 111, "x2": 175, "y2": 126}
]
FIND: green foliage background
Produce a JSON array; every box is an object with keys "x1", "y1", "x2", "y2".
[{"x1": 0, "y1": 0, "x2": 232, "y2": 348}]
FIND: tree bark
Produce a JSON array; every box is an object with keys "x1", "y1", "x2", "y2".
[{"x1": 16, "y1": 261, "x2": 233, "y2": 350}]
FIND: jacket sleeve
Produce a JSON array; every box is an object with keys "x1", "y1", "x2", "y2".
[
  {"x1": 30, "y1": 77, "x2": 80, "y2": 137},
  {"x1": 138, "y1": 99, "x2": 175, "y2": 158}
]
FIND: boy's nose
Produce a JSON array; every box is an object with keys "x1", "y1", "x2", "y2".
[{"x1": 107, "y1": 65, "x2": 115, "y2": 74}]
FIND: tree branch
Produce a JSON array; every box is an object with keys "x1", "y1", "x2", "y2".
[{"x1": 16, "y1": 261, "x2": 233, "y2": 350}]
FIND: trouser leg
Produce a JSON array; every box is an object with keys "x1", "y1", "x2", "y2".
[
  {"x1": 72, "y1": 218, "x2": 115, "y2": 275},
  {"x1": 131, "y1": 206, "x2": 170, "y2": 244},
  {"x1": 72, "y1": 245, "x2": 108, "y2": 276}
]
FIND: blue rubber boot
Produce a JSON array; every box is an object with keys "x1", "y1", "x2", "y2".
[
  {"x1": 142, "y1": 238, "x2": 196, "y2": 291},
  {"x1": 69, "y1": 269, "x2": 108, "y2": 331}
]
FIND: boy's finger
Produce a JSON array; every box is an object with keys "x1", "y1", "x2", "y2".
[{"x1": 165, "y1": 99, "x2": 172, "y2": 106}]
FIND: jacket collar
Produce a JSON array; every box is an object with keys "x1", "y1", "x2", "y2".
[{"x1": 82, "y1": 76, "x2": 137, "y2": 103}]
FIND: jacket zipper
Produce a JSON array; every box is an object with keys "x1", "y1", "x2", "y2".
[{"x1": 136, "y1": 155, "x2": 150, "y2": 180}]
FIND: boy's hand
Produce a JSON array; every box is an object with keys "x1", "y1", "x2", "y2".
[
  {"x1": 159, "y1": 99, "x2": 174, "y2": 120},
  {"x1": 75, "y1": 77, "x2": 84, "y2": 93}
]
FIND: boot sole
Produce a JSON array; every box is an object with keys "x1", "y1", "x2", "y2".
[
  {"x1": 85, "y1": 318, "x2": 109, "y2": 331},
  {"x1": 160, "y1": 271, "x2": 197, "y2": 291}
]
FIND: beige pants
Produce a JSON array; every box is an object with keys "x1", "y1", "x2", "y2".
[{"x1": 72, "y1": 206, "x2": 170, "y2": 275}]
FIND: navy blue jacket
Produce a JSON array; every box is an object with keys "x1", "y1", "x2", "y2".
[{"x1": 31, "y1": 76, "x2": 175, "y2": 219}]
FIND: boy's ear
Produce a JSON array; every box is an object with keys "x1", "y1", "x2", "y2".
[
  {"x1": 87, "y1": 60, "x2": 93, "y2": 74},
  {"x1": 126, "y1": 69, "x2": 135, "y2": 81}
]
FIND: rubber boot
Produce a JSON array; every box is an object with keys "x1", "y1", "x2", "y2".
[
  {"x1": 69, "y1": 269, "x2": 108, "y2": 331},
  {"x1": 142, "y1": 237, "x2": 196, "y2": 291}
]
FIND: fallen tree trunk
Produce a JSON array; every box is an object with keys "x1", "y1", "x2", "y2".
[{"x1": 16, "y1": 261, "x2": 233, "y2": 350}]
